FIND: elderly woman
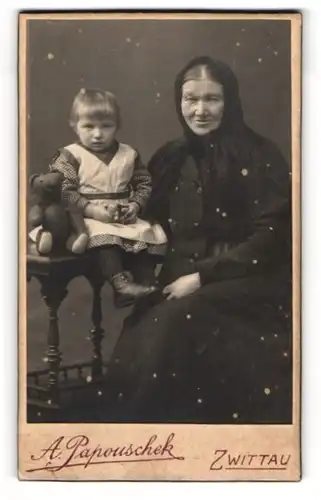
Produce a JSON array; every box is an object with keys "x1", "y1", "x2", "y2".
[{"x1": 104, "y1": 56, "x2": 292, "y2": 424}]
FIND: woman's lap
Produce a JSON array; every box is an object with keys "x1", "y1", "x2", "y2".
[{"x1": 106, "y1": 271, "x2": 292, "y2": 422}]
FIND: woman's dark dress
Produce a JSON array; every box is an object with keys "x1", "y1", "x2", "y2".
[{"x1": 104, "y1": 58, "x2": 292, "y2": 424}]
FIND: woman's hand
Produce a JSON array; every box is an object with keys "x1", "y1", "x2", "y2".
[{"x1": 163, "y1": 273, "x2": 201, "y2": 300}]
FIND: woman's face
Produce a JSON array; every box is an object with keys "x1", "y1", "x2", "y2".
[{"x1": 181, "y1": 78, "x2": 224, "y2": 136}]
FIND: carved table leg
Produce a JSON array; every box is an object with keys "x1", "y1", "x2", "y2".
[
  {"x1": 37, "y1": 276, "x2": 68, "y2": 405},
  {"x1": 88, "y1": 280, "x2": 104, "y2": 380}
]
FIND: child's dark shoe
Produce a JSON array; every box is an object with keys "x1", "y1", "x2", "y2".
[{"x1": 111, "y1": 271, "x2": 158, "y2": 308}]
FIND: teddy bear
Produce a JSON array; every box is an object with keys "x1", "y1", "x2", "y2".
[{"x1": 28, "y1": 170, "x2": 89, "y2": 255}]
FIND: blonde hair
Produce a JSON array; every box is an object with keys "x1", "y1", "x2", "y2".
[{"x1": 70, "y1": 88, "x2": 121, "y2": 128}]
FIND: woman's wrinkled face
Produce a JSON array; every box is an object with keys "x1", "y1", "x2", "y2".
[{"x1": 181, "y1": 78, "x2": 224, "y2": 136}]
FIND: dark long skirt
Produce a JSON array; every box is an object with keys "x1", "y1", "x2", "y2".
[{"x1": 104, "y1": 268, "x2": 292, "y2": 424}]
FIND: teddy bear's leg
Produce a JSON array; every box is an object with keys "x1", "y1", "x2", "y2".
[
  {"x1": 67, "y1": 210, "x2": 89, "y2": 254},
  {"x1": 36, "y1": 230, "x2": 53, "y2": 255}
]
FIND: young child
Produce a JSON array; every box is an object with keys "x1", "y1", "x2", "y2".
[{"x1": 31, "y1": 88, "x2": 167, "y2": 307}]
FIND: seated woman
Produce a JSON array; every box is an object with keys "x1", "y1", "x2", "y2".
[{"x1": 103, "y1": 56, "x2": 292, "y2": 424}]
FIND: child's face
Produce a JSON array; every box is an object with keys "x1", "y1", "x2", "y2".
[{"x1": 75, "y1": 114, "x2": 117, "y2": 152}]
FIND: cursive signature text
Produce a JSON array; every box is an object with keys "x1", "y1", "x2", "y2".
[{"x1": 27, "y1": 433, "x2": 184, "y2": 473}]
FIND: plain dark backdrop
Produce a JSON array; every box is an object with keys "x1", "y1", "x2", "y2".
[
  {"x1": 26, "y1": 19, "x2": 291, "y2": 173},
  {"x1": 26, "y1": 18, "x2": 292, "y2": 373}
]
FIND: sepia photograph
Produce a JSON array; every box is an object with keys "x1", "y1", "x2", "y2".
[{"x1": 19, "y1": 12, "x2": 301, "y2": 481}]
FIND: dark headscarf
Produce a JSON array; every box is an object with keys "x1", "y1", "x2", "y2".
[
  {"x1": 173, "y1": 57, "x2": 265, "y2": 225},
  {"x1": 175, "y1": 56, "x2": 244, "y2": 137},
  {"x1": 174, "y1": 56, "x2": 263, "y2": 168}
]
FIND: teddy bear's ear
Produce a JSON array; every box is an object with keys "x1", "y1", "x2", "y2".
[{"x1": 29, "y1": 174, "x2": 40, "y2": 187}]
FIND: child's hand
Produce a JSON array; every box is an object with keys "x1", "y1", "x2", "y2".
[
  {"x1": 84, "y1": 203, "x2": 115, "y2": 223},
  {"x1": 104, "y1": 203, "x2": 119, "y2": 222},
  {"x1": 121, "y1": 202, "x2": 140, "y2": 224}
]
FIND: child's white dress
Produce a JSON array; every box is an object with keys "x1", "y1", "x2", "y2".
[{"x1": 29, "y1": 142, "x2": 167, "y2": 255}]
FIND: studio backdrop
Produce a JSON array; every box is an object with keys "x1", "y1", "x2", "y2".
[{"x1": 26, "y1": 19, "x2": 291, "y2": 173}]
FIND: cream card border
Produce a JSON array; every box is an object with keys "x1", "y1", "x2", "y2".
[{"x1": 18, "y1": 12, "x2": 301, "y2": 481}]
